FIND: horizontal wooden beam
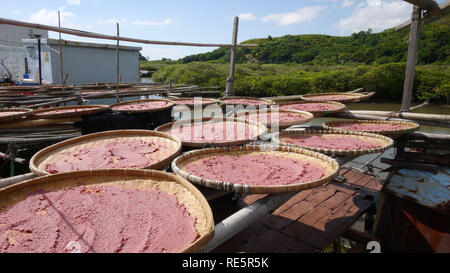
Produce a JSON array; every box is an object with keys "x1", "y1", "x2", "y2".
[
  {"x1": 395, "y1": 0, "x2": 449, "y2": 30},
  {"x1": 403, "y1": 0, "x2": 439, "y2": 10},
  {"x1": 0, "y1": 17, "x2": 258, "y2": 48}
]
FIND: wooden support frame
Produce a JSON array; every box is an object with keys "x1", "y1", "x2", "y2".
[
  {"x1": 0, "y1": 17, "x2": 257, "y2": 48},
  {"x1": 225, "y1": 17, "x2": 239, "y2": 97},
  {"x1": 400, "y1": 5, "x2": 422, "y2": 112}
]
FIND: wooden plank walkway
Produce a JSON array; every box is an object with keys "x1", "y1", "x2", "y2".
[{"x1": 212, "y1": 167, "x2": 383, "y2": 253}]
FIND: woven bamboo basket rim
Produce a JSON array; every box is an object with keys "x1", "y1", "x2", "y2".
[
  {"x1": 75, "y1": 83, "x2": 133, "y2": 90},
  {"x1": 322, "y1": 119, "x2": 420, "y2": 136},
  {"x1": 29, "y1": 129, "x2": 182, "y2": 176},
  {"x1": 172, "y1": 144, "x2": 339, "y2": 194},
  {"x1": 218, "y1": 96, "x2": 274, "y2": 106},
  {"x1": 110, "y1": 98, "x2": 175, "y2": 113},
  {"x1": 30, "y1": 105, "x2": 109, "y2": 119},
  {"x1": 155, "y1": 117, "x2": 268, "y2": 148},
  {"x1": 171, "y1": 97, "x2": 219, "y2": 107},
  {"x1": 300, "y1": 92, "x2": 370, "y2": 102},
  {"x1": 234, "y1": 109, "x2": 314, "y2": 129},
  {"x1": 272, "y1": 129, "x2": 394, "y2": 156},
  {"x1": 0, "y1": 168, "x2": 214, "y2": 253},
  {"x1": 274, "y1": 100, "x2": 346, "y2": 117},
  {"x1": 0, "y1": 107, "x2": 33, "y2": 123},
  {"x1": 0, "y1": 85, "x2": 40, "y2": 91},
  {"x1": 43, "y1": 85, "x2": 75, "y2": 91}
]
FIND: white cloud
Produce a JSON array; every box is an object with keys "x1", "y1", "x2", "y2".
[
  {"x1": 12, "y1": 10, "x2": 20, "y2": 15},
  {"x1": 132, "y1": 19, "x2": 174, "y2": 26},
  {"x1": 337, "y1": 0, "x2": 411, "y2": 34},
  {"x1": 103, "y1": 17, "x2": 128, "y2": 24},
  {"x1": 262, "y1": 6, "x2": 327, "y2": 26},
  {"x1": 238, "y1": 12, "x2": 256, "y2": 21},
  {"x1": 29, "y1": 7, "x2": 75, "y2": 26},
  {"x1": 341, "y1": 0, "x2": 355, "y2": 7},
  {"x1": 67, "y1": 0, "x2": 81, "y2": 6}
]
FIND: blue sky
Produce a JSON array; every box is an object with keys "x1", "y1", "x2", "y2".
[{"x1": 0, "y1": 0, "x2": 446, "y2": 60}]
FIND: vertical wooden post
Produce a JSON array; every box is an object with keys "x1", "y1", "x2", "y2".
[
  {"x1": 37, "y1": 35, "x2": 42, "y2": 85},
  {"x1": 400, "y1": 6, "x2": 422, "y2": 112},
  {"x1": 225, "y1": 16, "x2": 239, "y2": 97},
  {"x1": 58, "y1": 11, "x2": 64, "y2": 91},
  {"x1": 115, "y1": 22, "x2": 120, "y2": 103}
]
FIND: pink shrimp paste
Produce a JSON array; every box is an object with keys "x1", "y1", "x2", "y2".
[
  {"x1": 176, "y1": 99, "x2": 212, "y2": 105},
  {"x1": 307, "y1": 95, "x2": 355, "y2": 101},
  {"x1": 331, "y1": 123, "x2": 409, "y2": 131},
  {"x1": 223, "y1": 98, "x2": 269, "y2": 105},
  {"x1": 0, "y1": 185, "x2": 198, "y2": 253},
  {"x1": 244, "y1": 112, "x2": 307, "y2": 123},
  {"x1": 45, "y1": 139, "x2": 167, "y2": 174},
  {"x1": 169, "y1": 121, "x2": 257, "y2": 143},
  {"x1": 282, "y1": 135, "x2": 382, "y2": 150},
  {"x1": 184, "y1": 153, "x2": 325, "y2": 186},
  {"x1": 112, "y1": 101, "x2": 168, "y2": 111},
  {"x1": 280, "y1": 103, "x2": 341, "y2": 112}
]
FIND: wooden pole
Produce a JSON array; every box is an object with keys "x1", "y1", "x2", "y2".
[
  {"x1": 400, "y1": 6, "x2": 422, "y2": 112},
  {"x1": 58, "y1": 11, "x2": 64, "y2": 91},
  {"x1": 0, "y1": 17, "x2": 257, "y2": 48},
  {"x1": 37, "y1": 35, "x2": 42, "y2": 85},
  {"x1": 225, "y1": 16, "x2": 239, "y2": 97},
  {"x1": 115, "y1": 22, "x2": 120, "y2": 104}
]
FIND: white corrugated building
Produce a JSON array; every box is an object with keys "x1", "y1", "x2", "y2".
[{"x1": 1, "y1": 24, "x2": 142, "y2": 84}]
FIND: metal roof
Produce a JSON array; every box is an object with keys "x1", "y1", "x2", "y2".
[{"x1": 22, "y1": 38, "x2": 142, "y2": 51}]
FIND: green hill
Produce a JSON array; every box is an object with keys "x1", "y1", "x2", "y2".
[{"x1": 180, "y1": 10, "x2": 449, "y2": 65}]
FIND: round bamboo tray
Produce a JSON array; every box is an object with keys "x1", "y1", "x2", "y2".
[
  {"x1": 272, "y1": 130, "x2": 394, "y2": 156},
  {"x1": 300, "y1": 92, "x2": 374, "y2": 103},
  {"x1": 171, "y1": 97, "x2": 219, "y2": 108},
  {"x1": 172, "y1": 145, "x2": 339, "y2": 194},
  {"x1": 30, "y1": 105, "x2": 108, "y2": 119},
  {"x1": 275, "y1": 100, "x2": 346, "y2": 117},
  {"x1": 29, "y1": 130, "x2": 182, "y2": 176},
  {"x1": 110, "y1": 98, "x2": 175, "y2": 114},
  {"x1": 322, "y1": 119, "x2": 420, "y2": 136},
  {"x1": 0, "y1": 108, "x2": 33, "y2": 123},
  {"x1": 0, "y1": 169, "x2": 214, "y2": 253},
  {"x1": 218, "y1": 96, "x2": 273, "y2": 106},
  {"x1": 235, "y1": 109, "x2": 314, "y2": 130},
  {"x1": 155, "y1": 117, "x2": 268, "y2": 148}
]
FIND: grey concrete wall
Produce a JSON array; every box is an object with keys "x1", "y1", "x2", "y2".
[
  {"x1": 50, "y1": 44, "x2": 140, "y2": 85},
  {"x1": 0, "y1": 24, "x2": 47, "y2": 47}
]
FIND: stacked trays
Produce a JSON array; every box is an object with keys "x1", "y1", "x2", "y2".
[
  {"x1": 0, "y1": 108, "x2": 33, "y2": 123},
  {"x1": 30, "y1": 105, "x2": 108, "y2": 119}
]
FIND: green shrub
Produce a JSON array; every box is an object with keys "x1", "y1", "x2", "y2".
[{"x1": 152, "y1": 62, "x2": 449, "y2": 103}]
